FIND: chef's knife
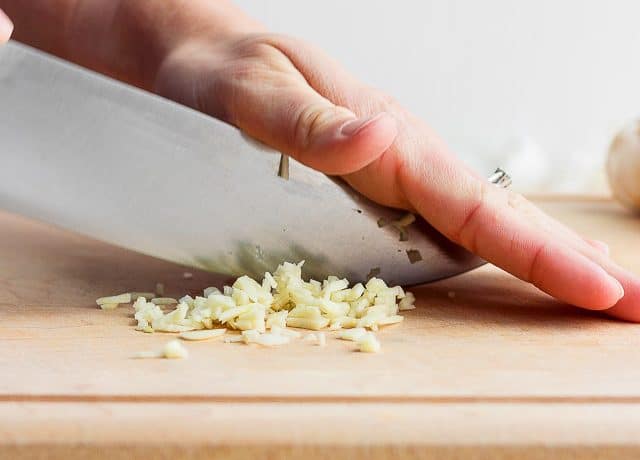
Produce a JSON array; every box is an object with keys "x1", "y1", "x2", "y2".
[{"x1": 0, "y1": 42, "x2": 507, "y2": 285}]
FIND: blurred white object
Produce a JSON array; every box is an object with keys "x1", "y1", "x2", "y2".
[{"x1": 607, "y1": 120, "x2": 640, "y2": 211}]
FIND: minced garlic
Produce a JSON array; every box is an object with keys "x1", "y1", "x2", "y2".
[{"x1": 99, "y1": 261, "x2": 416, "y2": 353}]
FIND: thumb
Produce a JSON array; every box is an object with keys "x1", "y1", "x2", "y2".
[
  {"x1": 0, "y1": 9, "x2": 13, "y2": 44},
  {"x1": 249, "y1": 95, "x2": 398, "y2": 175},
  {"x1": 203, "y1": 40, "x2": 398, "y2": 175}
]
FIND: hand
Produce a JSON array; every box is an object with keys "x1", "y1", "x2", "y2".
[
  {"x1": 158, "y1": 33, "x2": 637, "y2": 320},
  {"x1": 0, "y1": 8, "x2": 11, "y2": 43}
]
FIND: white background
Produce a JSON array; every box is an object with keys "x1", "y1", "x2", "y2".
[{"x1": 235, "y1": 0, "x2": 640, "y2": 193}]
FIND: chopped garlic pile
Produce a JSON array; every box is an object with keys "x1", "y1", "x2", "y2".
[{"x1": 101, "y1": 261, "x2": 415, "y2": 353}]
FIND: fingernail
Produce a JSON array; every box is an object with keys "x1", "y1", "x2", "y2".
[
  {"x1": 611, "y1": 276, "x2": 625, "y2": 301},
  {"x1": 0, "y1": 10, "x2": 13, "y2": 42},
  {"x1": 341, "y1": 112, "x2": 385, "y2": 136}
]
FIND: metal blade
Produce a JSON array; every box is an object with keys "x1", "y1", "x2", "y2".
[{"x1": 0, "y1": 42, "x2": 488, "y2": 285}]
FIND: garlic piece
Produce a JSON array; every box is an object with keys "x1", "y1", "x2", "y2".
[
  {"x1": 254, "y1": 333, "x2": 290, "y2": 347},
  {"x1": 133, "y1": 339, "x2": 188, "y2": 359},
  {"x1": 398, "y1": 292, "x2": 416, "y2": 311},
  {"x1": 151, "y1": 297, "x2": 178, "y2": 305},
  {"x1": 266, "y1": 311, "x2": 288, "y2": 329},
  {"x1": 96, "y1": 293, "x2": 131, "y2": 307},
  {"x1": 337, "y1": 327, "x2": 367, "y2": 342},
  {"x1": 358, "y1": 332, "x2": 381, "y2": 353},
  {"x1": 286, "y1": 316, "x2": 329, "y2": 330},
  {"x1": 129, "y1": 292, "x2": 156, "y2": 301},
  {"x1": 270, "y1": 326, "x2": 301, "y2": 338},
  {"x1": 162, "y1": 339, "x2": 189, "y2": 359},
  {"x1": 203, "y1": 286, "x2": 221, "y2": 297},
  {"x1": 179, "y1": 329, "x2": 226, "y2": 341}
]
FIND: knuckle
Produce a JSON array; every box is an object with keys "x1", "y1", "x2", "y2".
[
  {"x1": 230, "y1": 33, "x2": 282, "y2": 59},
  {"x1": 452, "y1": 181, "x2": 490, "y2": 253},
  {"x1": 293, "y1": 103, "x2": 325, "y2": 150},
  {"x1": 292, "y1": 104, "x2": 349, "y2": 151},
  {"x1": 526, "y1": 242, "x2": 549, "y2": 285}
]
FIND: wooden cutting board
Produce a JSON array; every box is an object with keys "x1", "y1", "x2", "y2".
[{"x1": 1, "y1": 197, "x2": 640, "y2": 459}]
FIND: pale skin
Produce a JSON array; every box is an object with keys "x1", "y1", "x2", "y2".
[{"x1": 1, "y1": 1, "x2": 639, "y2": 320}]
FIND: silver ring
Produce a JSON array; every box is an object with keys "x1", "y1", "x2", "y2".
[{"x1": 489, "y1": 168, "x2": 512, "y2": 188}]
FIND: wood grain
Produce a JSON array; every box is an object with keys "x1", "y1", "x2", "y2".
[{"x1": 1, "y1": 198, "x2": 640, "y2": 458}]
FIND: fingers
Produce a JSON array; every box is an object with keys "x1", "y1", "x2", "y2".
[
  {"x1": 235, "y1": 82, "x2": 397, "y2": 175},
  {"x1": 457, "y1": 186, "x2": 624, "y2": 310},
  {"x1": 494, "y1": 194, "x2": 640, "y2": 321},
  {"x1": 557, "y1": 228, "x2": 640, "y2": 321},
  {"x1": 398, "y1": 134, "x2": 629, "y2": 311},
  {"x1": 205, "y1": 39, "x2": 398, "y2": 175},
  {"x1": 0, "y1": 9, "x2": 13, "y2": 43},
  {"x1": 519, "y1": 199, "x2": 611, "y2": 258}
]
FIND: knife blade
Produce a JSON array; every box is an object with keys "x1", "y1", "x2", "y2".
[{"x1": 0, "y1": 42, "x2": 501, "y2": 285}]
